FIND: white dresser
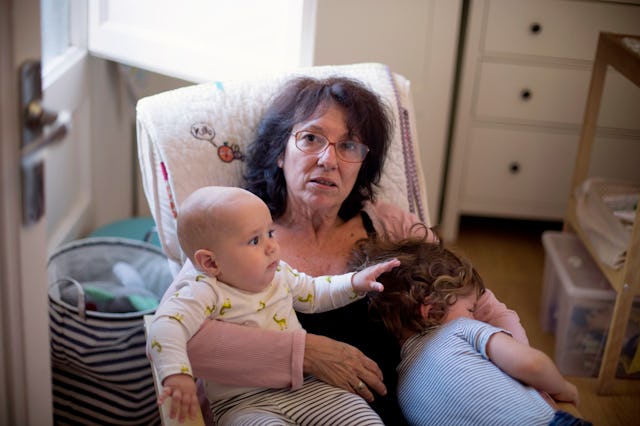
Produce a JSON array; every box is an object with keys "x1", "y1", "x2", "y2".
[{"x1": 441, "y1": 0, "x2": 640, "y2": 241}]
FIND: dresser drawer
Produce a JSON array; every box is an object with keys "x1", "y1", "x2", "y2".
[
  {"x1": 475, "y1": 62, "x2": 640, "y2": 129},
  {"x1": 459, "y1": 127, "x2": 640, "y2": 218},
  {"x1": 483, "y1": 0, "x2": 640, "y2": 61},
  {"x1": 460, "y1": 127, "x2": 576, "y2": 218}
]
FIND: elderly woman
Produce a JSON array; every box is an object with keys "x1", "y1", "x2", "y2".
[{"x1": 168, "y1": 76, "x2": 528, "y2": 424}]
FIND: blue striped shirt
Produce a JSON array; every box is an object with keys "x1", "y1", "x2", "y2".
[{"x1": 397, "y1": 317, "x2": 555, "y2": 426}]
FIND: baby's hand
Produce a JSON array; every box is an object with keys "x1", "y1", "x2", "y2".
[
  {"x1": 159, "y1": 373, "x2": 199, "y2": 423},
  {"x1": 352, "y1": 258, "x2": 400, "y2": 294}
]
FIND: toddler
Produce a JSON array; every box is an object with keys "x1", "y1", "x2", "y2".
[{"x1": 354, "y1": 235, "x2": 592, "y2": 426}]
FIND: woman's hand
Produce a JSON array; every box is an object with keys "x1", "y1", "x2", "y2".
[{"x1": 303, "y1": 333, "x2": 387, "y2": 402}]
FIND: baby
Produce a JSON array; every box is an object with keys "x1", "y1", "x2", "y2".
[
  {"x1": 353, "y1": 234, "x2": 591, "y2": 426},
  {"x1": 147, "y1": 186, "x2": 398, "y2": 425}
]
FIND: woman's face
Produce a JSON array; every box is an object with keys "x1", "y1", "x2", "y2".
[{"x1": 280, "y1": 103, "x2": 363, "y2": 214}]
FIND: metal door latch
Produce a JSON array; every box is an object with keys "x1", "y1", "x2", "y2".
[{"x1": 20, "y1": 60, "x2": 70, "y2": 226}]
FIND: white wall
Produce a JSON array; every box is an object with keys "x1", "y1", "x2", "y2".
[
  {"x1": 313, "y1": 0, "x2": 462, "y2": 224},
  {"x1": 89, "y1": 57, "x2": 132, "y2": 228},
  {"x1": 89, "y1": 60, "x2": 191, "y2": 228}
]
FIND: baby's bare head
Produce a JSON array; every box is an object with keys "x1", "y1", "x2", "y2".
[{"x1": 177, "y1": 186, "x2": 265, "y2": 264}]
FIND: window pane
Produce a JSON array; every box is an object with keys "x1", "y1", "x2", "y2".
[
  {"x1": 87, "y1": 0, "x2": 313, "y2": 82},
  {"x1": 41, "y1": 0, "x2": 70, "y2": 68}
]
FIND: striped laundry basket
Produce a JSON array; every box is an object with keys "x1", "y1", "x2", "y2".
[{"x1": 47, "y1": 238, "x2": 173, "y2": 425}]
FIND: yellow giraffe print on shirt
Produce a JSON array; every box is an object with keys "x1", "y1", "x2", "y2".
[
  {"x1": 297, "y1": 293, "x2": 313, "y2": 304},
  {"x1": 257, "y1": 301, "x2": 266, "y2": 312},
  {"x1": 169, "y1": 313, "x2": 184, "y2": 323},
  {"x1": 150, "y1": 337, "x2": 162, "y2": 353},
  {"x1": 285, "y1": 265, "x2": 299, "y2": 277},
  {"x1": 205, "y1": 304, "x2": 216, "y2": 316},
  {"x1": 195, "y1": 274, "x2": 206, "y2": 282},
  {"x1": 273, "y1": 313, "x2": 287, "y2": 330},
  {"x1": 180, "y1": 364, "x2": 190, "y2": 374},
  {"x1": 219, "y1": 298, "x2": 232, "y2": 316}
]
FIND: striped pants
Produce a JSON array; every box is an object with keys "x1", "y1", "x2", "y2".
[{"x1": 210, "y1": 376, "x2": 384, "y2": 426}]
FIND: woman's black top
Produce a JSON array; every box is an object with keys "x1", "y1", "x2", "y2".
[{"x1": 297, "y1": 211, "x2": 408, "y2": 425}]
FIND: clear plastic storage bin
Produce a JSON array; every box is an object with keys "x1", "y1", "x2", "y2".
[{"x1": 541, "y1": 231, "x2": 640, "y2": 378}]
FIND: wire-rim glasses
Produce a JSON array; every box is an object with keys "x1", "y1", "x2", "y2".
[{"x1": 292, "y1": 131, "x2": 369, "y2": 163}]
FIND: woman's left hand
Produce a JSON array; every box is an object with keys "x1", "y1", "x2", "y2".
[{"x1": 303, "y1": 333, "x2": 387, "y2": 402}]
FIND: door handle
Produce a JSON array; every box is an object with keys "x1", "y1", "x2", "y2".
[
  {"x1": 20, "y1": 60, "x2": 70, "y2": 225},
  {"x1": 21, "y1": 105, "x2": 70, "y2": 166}
]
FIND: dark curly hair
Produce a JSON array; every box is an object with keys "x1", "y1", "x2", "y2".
[
  {"x1": 243, "y1": 76, "x2": 393, "y2": 221},
  {"x1": 350, "y1": 227, "x2": 485, "y2": 341}
]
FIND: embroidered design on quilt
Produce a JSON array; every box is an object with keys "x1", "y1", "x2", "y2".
[{"x1": 190, "y1": 122, "x2": 245, "y2": 163}]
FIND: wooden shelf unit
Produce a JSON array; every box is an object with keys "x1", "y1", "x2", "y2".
[{"x1": 563, "y1": 32, "x2": 640, "y2": 394}]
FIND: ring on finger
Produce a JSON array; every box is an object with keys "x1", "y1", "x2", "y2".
[{"x1": 355, "y1": 381, "x2": 366, "y2": 391}]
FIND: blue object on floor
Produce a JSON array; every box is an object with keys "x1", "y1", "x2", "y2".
[{"x1": 89, "y1": 217, "x2": 161, "y2": 248}]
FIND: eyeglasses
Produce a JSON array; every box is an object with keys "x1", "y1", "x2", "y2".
[{"x1": 292, "y1": 131, "x2": 369, "y2": 163}]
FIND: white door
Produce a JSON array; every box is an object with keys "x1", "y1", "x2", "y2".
[{"x1": 0, "y1": 1, "x2": 92, "y2": 424}]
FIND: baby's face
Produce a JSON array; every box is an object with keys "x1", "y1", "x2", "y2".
[{"x1": 213, "y1": 196, "x2": 281, "y2": 292}]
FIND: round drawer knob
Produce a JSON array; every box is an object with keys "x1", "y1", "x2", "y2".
[
  {"x1": 509, "y1": 162, "x2": 521, "y2": 174},
  {"x1": 520, "y1": 89, "x2": 532, "y2": 101},
  {"x1": 530, "y1": 22, "x2": 542, "y2": 34}
]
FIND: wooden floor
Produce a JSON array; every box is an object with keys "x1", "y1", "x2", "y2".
[{"x1": 449, "y1": 216, "x2": 640, "y2": 426}]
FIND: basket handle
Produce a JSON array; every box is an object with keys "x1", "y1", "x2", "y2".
[
  {"x1": 51, "y1": 277, "x2": 86, "y2": 320},
  {"x1": 143, "y1": 226, "x2": 158, "y2": 244}
]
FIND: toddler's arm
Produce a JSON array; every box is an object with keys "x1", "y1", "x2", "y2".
[
  {"x1": 149, "y1": 282, "x2": 212, "y2": 381},
  {"x1": 474, "y1": 289, "x2": 529, "y2": 344},
  {"x1": 486, "y1": 331, "x2": 579, "y2": 406},
  {"x1": 286, "y1": 258, "x2": 397, "y2": 314},
  {"x1": 159, "y1": 373, "x2": 200, "y2": 422},
  {"x1": 351, "y1": 258, "x2": 400, "y2": 294}
]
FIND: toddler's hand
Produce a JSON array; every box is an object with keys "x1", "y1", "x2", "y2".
[
  {"x1": 159, "y1": 373, "x2": 199, "y2": 423},
  {"x1": 352, "y1": 258, "x2": 400, "y2": 294},
  {"x1": 550, "y1": 381, "x2": 579, "y2": 407}
]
